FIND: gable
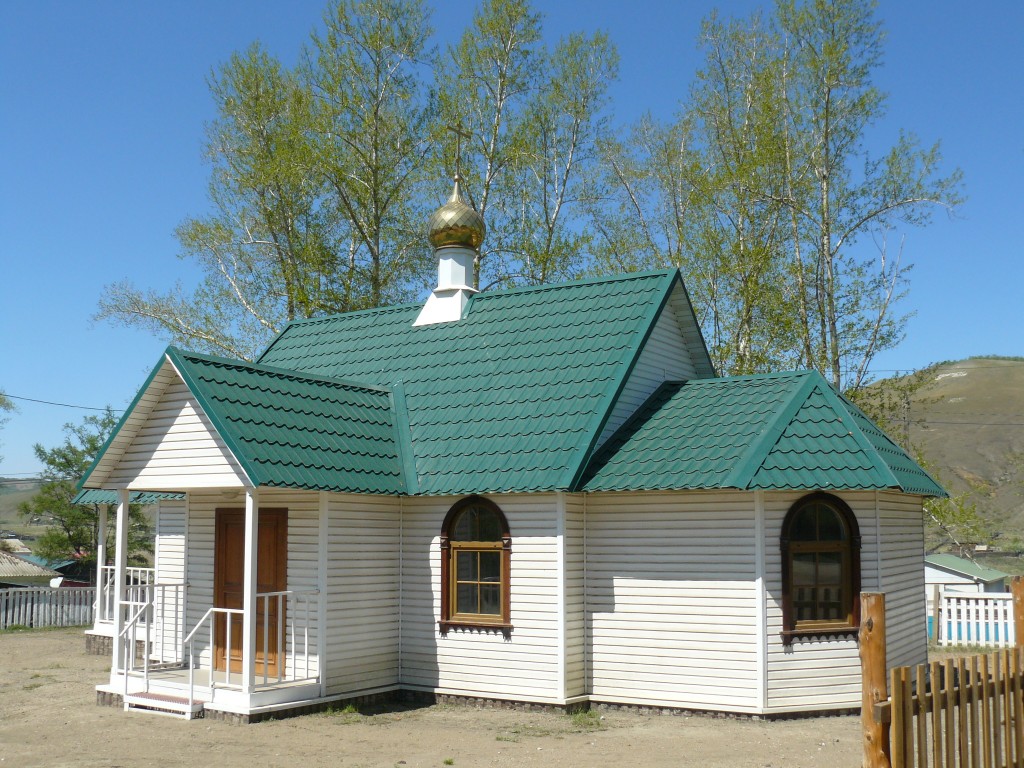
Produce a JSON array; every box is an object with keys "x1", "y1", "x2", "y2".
[
  {"x1": 596, "y1": 280, "x2": 715, "y2": 449},
  {"x1": 83, "y1": 357, "x2": 249, "y2": 491},
  {"x1": 259, "y1": 270, "x2": 694, "y2": 495},
  {"x1": 82, "y1": 349, "x2": 405, "y2": 495},
  {"x1": 580, "y1": 370, "x2": 945, "y2": 496}
]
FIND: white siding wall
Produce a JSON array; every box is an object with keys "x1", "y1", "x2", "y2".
[
  {"x1": 585, "y1": 492, "x2": 762, "y2": 712},
  {"x1": 564, "y1": 494, "x2": 586, "y2": 699},
  {"x1": 183, "y1": 489, "x2": 323, "y2": 678},
  {"x1": 155, "y1": 499, "x2": 187, "y2": 585},
  {"x1": 597, "y1": 297, "x2": 697, "y2": 447},
  {"x1": 763, "y1": 490, "x2": 926, "y2": 713},
  {"x1": 185, "y1": 492, "x2": 217, "y2": 670},
  {"x1": 763, "y1": 491, "x2": 865, "y2": 712},
  {"x1": 877, "y1": 491, "x2": 928, "y2": 670},
  {"x1": 323, "y1": 494, "x2": 401, "y2": 696},
  {"x1": 154, "y1": 498, "x2": 187, "y2": 662},
  {"x1": 399, "y1": 494, "x2": 563, "y2": 703},
  {"x1": 106, "y1": 377, "x2": 247, "y2": 490}
]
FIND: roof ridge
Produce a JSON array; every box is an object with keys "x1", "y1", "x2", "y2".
[
  {"x1": 172, "y1": 347, "x2": 393, "y2": 395},
  {"x1": 720, "y1": 371, "x2": 821, "y2": 490},
  {"x1": 469, "y1": 268, "x2": 677, "y2": 304}
]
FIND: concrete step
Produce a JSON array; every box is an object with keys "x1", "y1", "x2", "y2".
[{"x1": 124, "y1": 691, "x2": 205, "y2": 720}]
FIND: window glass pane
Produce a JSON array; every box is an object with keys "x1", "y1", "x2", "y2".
[
  {"x1": 451, "y1": 506, "x2": 502, "y2": 541},
  {"x1": 794, "y1": 586, "x2": 817, "y2": 620},
  {"x1": 792, "y1": 552, "x2": 816, "y2": 585},
  {"x1": 456, "y1": 551, "x2": 477, "y2": 581},
  {"x1": 817, "y1": 505, "x2": 845, "y2": 541},
  {"x1": 456, "y1": 584, "x2": 478, "y2": 614},
  {"x1": 479, "y1": 551, "x2": 500, "y2": 582},
  {"x1": 479, "y1": 584, "x2": 500, "y2": 615},
  {"x1": 452, "y1": 509, "x2": 477, "y2": 540},
  {"x1": 818, "y1": 552, "x2": 842, "y2": 585},
  {"x1": 789, "y1": 507, "x2": 818, "y2": 541}
]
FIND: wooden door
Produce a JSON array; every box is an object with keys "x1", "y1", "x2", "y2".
[{"x1": 214, "y1": 508, "x2": 287, "y2": 677}]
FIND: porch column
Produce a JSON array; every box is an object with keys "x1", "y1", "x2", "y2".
[
  {"x1": 111, "y1": 489, "x2": 129, "y2": 674},
  {"x1": 93, "y1": 503, "x2": 108, "y2": 629},
  {"x1": 241, "y1": 487, "x2": 259, "y2": 694}
]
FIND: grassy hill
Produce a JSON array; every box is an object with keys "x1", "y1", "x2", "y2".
[
  {"x1": 893, "y1": 357, "x2": 1024, "y2": 549},
  {"x1": 0, "y1": 480, "x2": 43, "y2": 541}
]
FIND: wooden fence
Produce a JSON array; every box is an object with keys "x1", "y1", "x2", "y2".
[
  {"x1": 0, "y1": 587, "x2": 95, "y2": 630},
  {"x1": 863, "y1": 577, "x2": 1024, "y2": 768}
]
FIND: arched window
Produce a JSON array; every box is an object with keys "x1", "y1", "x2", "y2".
[
  {"x1": 439, "y1": 496, "x2": 512, "y2": 634},
  {"x1": 780, "y1": 493, "x2": 861, "y2": 642}
]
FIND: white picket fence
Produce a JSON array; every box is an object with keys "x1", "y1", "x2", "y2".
[
  {"x1": 931, "y1": 590, "x2": 1015, "y2": 648},
  {"x1": 0, "y1": 587, "x2": 95, "y2": 630}
]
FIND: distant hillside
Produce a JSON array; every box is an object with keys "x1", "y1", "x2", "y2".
[
  {"x1": 0, "y1": 479, "x2": 41, "y2": 528},
  {"x1": 896, "y1": 358, "x2": 1024, "y2": 545}
]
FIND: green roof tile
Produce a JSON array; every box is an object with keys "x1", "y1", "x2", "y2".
[
  {"x1": 170, "y1": 349, "x2": 405, "y2": 495},
  {"x1": 581, "y1": 370, "x2": 946, "y2": 496},
  {"x1": 925, "y1": 554, "x2": 1009, "y2": 582},
  {"x1": 258, "y1": 270, "x2": 687, "y2": 495},
  {"x1": 72, "y1": 489, "x2": 185, "y2": 505}
]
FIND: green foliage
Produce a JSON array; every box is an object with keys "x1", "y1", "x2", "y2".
[
  {"x1": 94, "y1": 0, "x2": 960, "y2": 396},
  {"x1": 590, "y1": 0, "x2": 962, "y2": 386},
  {"x1": 306, "y1": 0, "x2": 438, "y2": 308},
  {"x1": 0, "y1": 390, "x2": 14, "y2": 462},
  {"x1": 567, "y1": 708, "x2": 603, "y2": 731},
  {"x1": 18, "y1": 410, "x2": 151, "y2": 567},
  {"x1": 438, "y1": 0, "x2": 617, "y2": 288}
]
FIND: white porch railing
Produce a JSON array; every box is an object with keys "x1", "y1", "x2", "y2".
[
  {"x1": 97, "y1": 566, "x2": 155, "y2": 625},
  {"x1": 933, "y1": 590, "x2": 1015, "y2": 647},
  {"x1": 117, "y1": 582, "x2": 188, "y2": 702},
  {"x1": 180, "y1": 589, "x2": 320, "y2": 705}
]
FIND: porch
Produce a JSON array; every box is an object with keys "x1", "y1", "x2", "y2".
[
  {"x1": 100, "y1": 577, "x2": 321, "y2": 717},
  {"x1": 96, "y1": 488, "x2": 324, "y2": 719}
]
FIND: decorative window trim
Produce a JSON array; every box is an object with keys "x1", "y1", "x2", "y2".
[
  {"x1": 439, "y1": 495, "x2": 512, "y2": 637},
  {"x1": 779, "y1": 492, "x2": 861, "y2": 645}
]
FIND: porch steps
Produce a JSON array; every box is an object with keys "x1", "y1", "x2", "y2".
[{"x1": 123, "y1": 691, "x2": 205, "y2": 720}]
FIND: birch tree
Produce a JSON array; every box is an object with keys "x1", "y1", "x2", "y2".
[
  {"x1": 437, "y1": 0, "x2": 616, "y2": 288},
  {"x1": 305, "y1": 0, "x2": 437, "y2": 308},
  {"x1": 98, "y1": 45, "x2": 333, "y2": 361}
]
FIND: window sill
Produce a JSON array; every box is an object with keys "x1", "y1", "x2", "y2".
[
  {"x1": 438, "y1": 620, "x2": 513, "y2": 638},
  {"x1": 781, "y1": 625, "x2": 859, "y2": 644}
]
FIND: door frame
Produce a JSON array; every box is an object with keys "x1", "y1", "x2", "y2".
[{"x1": 213, "y1": 507, "x2": 288, "y2": 678}]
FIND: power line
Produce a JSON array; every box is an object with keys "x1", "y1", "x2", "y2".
[{"x1": 3, "y1": 394, "x2": 122, "y2": 413}]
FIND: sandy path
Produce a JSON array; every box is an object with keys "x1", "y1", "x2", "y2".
[{"x1": 0, "y1": 628, "x2": 861, "y2": 768}]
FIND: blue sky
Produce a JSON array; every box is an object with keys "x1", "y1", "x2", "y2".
[{"x1": 1, "y1": 0, "x2": 1022, "y2": 478}]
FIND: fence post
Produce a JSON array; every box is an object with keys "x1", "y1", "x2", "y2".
[
  {"x1": 861, "y1": 592, "x2": 891, "y2": 768},
  {"x1": 1013, "y1": 576, "x2": 1024, "y2": 648}
]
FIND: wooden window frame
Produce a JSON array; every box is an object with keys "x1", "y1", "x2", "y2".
[
  {"x1": 779, "y1": 492, "x2": 861, "y2": 644},
  {"x1": 438, "y1": 495, "x2": 512, "y2": 636}
]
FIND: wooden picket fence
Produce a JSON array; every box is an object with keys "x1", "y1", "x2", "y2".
[
  {"x1": 862, "y1": 578, "x2": 1024, "y2": 768},
  {"x1": 0, "y1": 587, "x2": 95, "y2": 630}
]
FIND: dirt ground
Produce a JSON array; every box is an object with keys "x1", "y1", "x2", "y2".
[{"x1": 0, "y1": 627, "x2": 862, "y2": 768}]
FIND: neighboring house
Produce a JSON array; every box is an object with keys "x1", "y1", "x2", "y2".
[
  {"x1": 0, "y1": 551, "x2": 59, "y2": 589},
  {"x1": 19, "y1": 554, "x2": 91, "y2": 586},
  {"x1": 925, "y1": 553, "x2": 1009, "y2": 596},
  {"x1": 79, "y1": 177, "x2": 943, "y2": 721}
]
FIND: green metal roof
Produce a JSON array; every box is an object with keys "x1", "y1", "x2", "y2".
[
  {"x1": 72, "y1": 489, "x2": 185, "y2": 506},
  {"x1": 580, "y1": 370, "x2": 946, "y2": 496},
  {"x1": 170, "y1": 348, "x2": 405, "y2": 495},
  {"x1": 925, "y1": 554, "x2": 1009, "y2": 583},
  {"x1": 258, "y1": 269, "x2": 698, "y2": 495}
]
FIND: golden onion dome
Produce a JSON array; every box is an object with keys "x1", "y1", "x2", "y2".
[{"x1": 427, "y1": 176, "x2": 485, "y2": 250}]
